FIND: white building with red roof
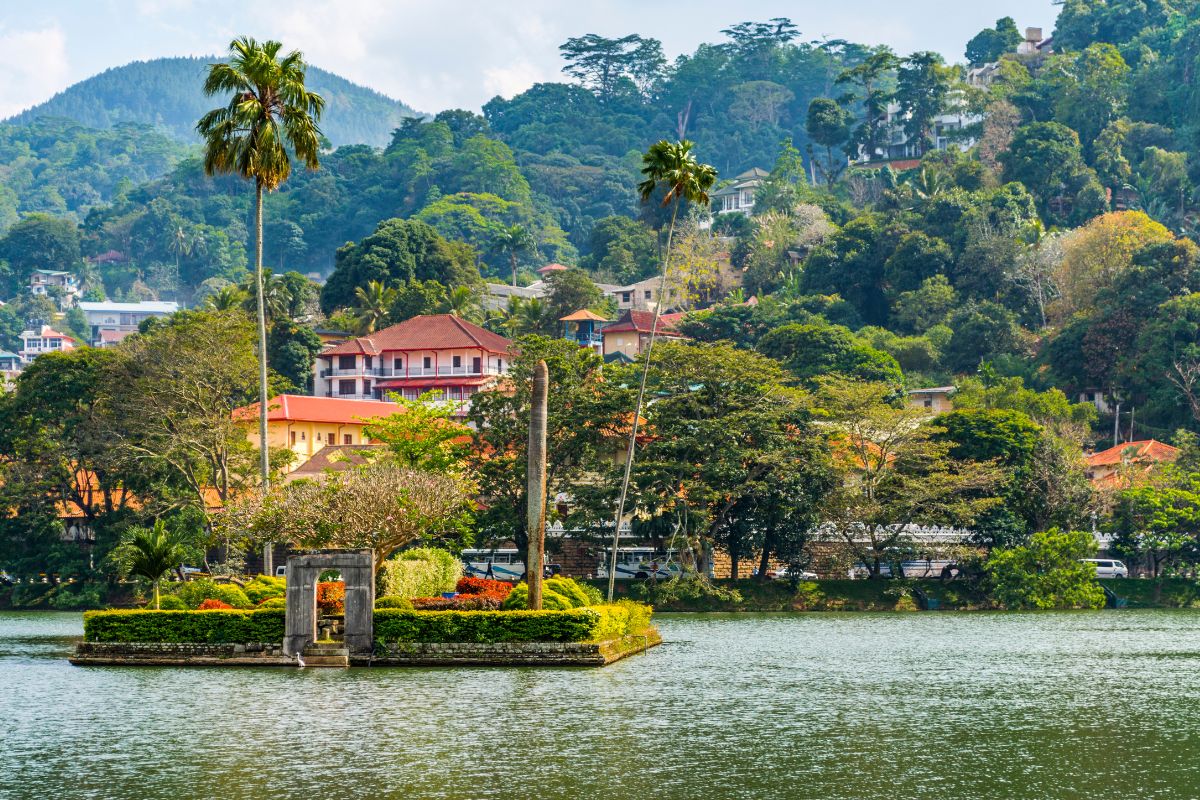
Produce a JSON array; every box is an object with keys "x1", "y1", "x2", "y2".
[
  {"x1": 313, "y1": 314, "x2": 513, "y2": 414},
  {"x1": 18, "y1": 325, "x2": 78, "y2": 363}
]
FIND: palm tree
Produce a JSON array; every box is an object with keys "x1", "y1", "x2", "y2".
[
  {"x1": 607, "y1": 139, "x2": 716, "y2": 602},
  {"x1": 440, "y1": 285, "x2": 482, "y2": 322},
  {"x1": 197, "y1": 37, "x2": 324, "y2": 503},
  {"x1": 205, "y1": 284, "x2": 249, "y2": 312},
  {"x1": 353, "y1": 280, "x2": 397, "y2": 334},
  {"x1": 112, "y1": 521, "x2": 187, "y2": 610},
  {"x1": 490, "y1": 224, "x2": 536, "y2": 287}
]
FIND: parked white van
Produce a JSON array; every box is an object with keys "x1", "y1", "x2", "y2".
[{"x1": 1082, "y1": 558, "x2": 1129, "y2": 578}]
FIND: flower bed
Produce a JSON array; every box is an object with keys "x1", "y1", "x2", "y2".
[{"x1": 83, "y1": 609, "x2": 286, "y2": 644}]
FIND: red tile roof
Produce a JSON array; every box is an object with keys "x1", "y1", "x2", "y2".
[
  {"x1": 233, "y1": 394, "x2": 403, "y2": 425},
  {"x1": 602, "y1": 310, "x2": 686, "y2": 335},
  {"x1": 322, "y1": 314, "x2": 513, "y2": 356},
  {"x1": 537, "y1": 263, "x2": 569, "y2": 274},
  {"x1": 1086, "y1": 440, "x2": 1179, "y2": 468}
]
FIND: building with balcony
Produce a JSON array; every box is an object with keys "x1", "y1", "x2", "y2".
[
  {"x1": 233, "y1": 394, "x2": 403, "y2": 472},
  {"x1": 712, "y1": 168, "x2": 768, "y2": 215},
  {"x1": 907, "y1": 386, "x2": 955, "y2": 414},
  {"x1": 77, "y1": 300, "x2": 179, "y2": 347},
  {"x1": 313, "y1": 314, "x2": 513, "y2": 415},
  {"x1": 0, "y1": 350, "x2": 22, "y2": 386},
  {"x1": 18, "y1": 325, "x2": 78, "y2": 363},
  {"x1": 560, "y1": 309, "x2": 608, "y2": 354},
  {"x1": 28, "y1": 270, "x2": 80, "y2": 307}
]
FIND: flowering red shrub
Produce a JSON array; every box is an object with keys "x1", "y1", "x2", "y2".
[
  {"x1": 316, "y1": 581, "x2": 345, "y2": 615},
  {"x1": 412, "y1": 595, "x2": 504, "y2": 611},
  {"x1": 456, "y1": 577, "x2": 513, "y2": 598},
  {"x1": 198, "y1": 598, "x2": 233, "y2": 610}
]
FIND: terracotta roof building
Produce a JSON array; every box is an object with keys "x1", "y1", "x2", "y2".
[
  {"x1": 601, "y1": 310, "x2": 686, "y2": 360},
  {"x1": 313, "y1": 314, "x2": 513, "y2": 416},
  {"x1": 233, "y1": 394, "x2": 403, "y2": 471},
  {"x1": 1086, "y1": 440, "x2": 1180, "y2": 487}
]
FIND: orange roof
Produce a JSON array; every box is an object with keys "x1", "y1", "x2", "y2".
[
  {"x1": 321, "y1": 314, "x2": 513, "y2": 357},
  {"x1": 537, "y1": 263, "x2": 569, "y2": 274},
  {"x1": 560, "y1": 309, "x2": 608, "y2": 322},
  {"x1": 233, "y1": 394, "x2": 404, "y2": 425},
  {"x1": 602, "y1": 310, "x2": 686, "y2": 336},
  {"x1": 1086, "y1": 440, "x2": 1179, "y2": 468}
]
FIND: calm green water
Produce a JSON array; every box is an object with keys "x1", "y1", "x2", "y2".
[{"x1": 3, "y1": 610, "x2": 1200, "y2": 799}]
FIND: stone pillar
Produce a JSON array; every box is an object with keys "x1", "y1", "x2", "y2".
[
  {"x1": 283, "y1": 557, "x2": 316, "y2": 657},
  {"x1": 341, "y1": 551, "x2": 375, "y2": 654}
]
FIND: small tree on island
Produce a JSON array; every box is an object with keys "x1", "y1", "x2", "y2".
[{"x1": 111, "y1": 521, "x2": 187, "y2": 610}]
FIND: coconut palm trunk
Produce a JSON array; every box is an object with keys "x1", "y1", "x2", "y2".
[
  {"x1": 526, "y1": 360, "x2": 549, "y2": 610},
  {"x1": 255, "y1": 179, "x2": 273, "y2": 574}
]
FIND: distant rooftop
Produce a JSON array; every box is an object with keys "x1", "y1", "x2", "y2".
[{"x1": 78, "y1": 301, "x2": 180, "y2": 314}]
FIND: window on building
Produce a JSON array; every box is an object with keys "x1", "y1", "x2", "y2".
[
  {"x1": 452, "y1": 355, "x2": 462, "y2": 368},
  {"x1": 644, "y1": 290, "x2": 652, "y2": 300},
  {"x1": 290, "y1": 431, "x2": 296, "y2": 446},
  {"x1": 364, "y1": 356, "x2": 373, "y2": 369},
  {"x1": 363, "y1": 379, "x2": 372, "y2": 395},
  {"x1": 343, "y1": 434, "x2": 353, "y2": 445},
  {"x1": 338, "y1": 380, "x2": 355, "y2": 396},
  {"x1": 423, "y1": 356, "x2": 432, "y2": 369},
  {"x1": 621, "y1": 292, "x2": 631, "y2": 303},
  {"x1": 338, "y1": 355, "x2": 355, "y2": 370},
  {"x1": 393, "y1": 357, "x2": 403, "y2": 370},
  {"x1": 299, "y1": 431, "x2": 306, "y2": 441}
]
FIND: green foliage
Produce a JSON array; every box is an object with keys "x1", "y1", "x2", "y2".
[
  {"x1": 82, "y1": 608, "x2": 286, "y2": 643},
  {"x1": 155, "y1": 594, "x2": 187, "y2": 610},
  {"x1": 501, "y1": 576, "x2": 597, "y2": 610},
  {"x1": 170, "y1": 579, "x2": 253, "y2": 610},
  {"x1": 242, "y1": 575, "x2": 286, "y2": 605},
  {"x1": 965, "y1": 17, "x2": 1022, "y2": 65},
  {"x1": 758, "y1": 322, "x2": 902, "y2": 386},
  {"x1": 377, "y1": 547, "x2": 463, "y2": 598},
  {"x1": 985, "y1": 529, "x2": 1106, "y2": 610},
  {"x1": 373, "y1": 608, "x2": 602, "y2": 643},
  {"x1": 109, "y1": 520, "x2": 188, "y2": 609},
  {"x1": 375, "y1": 596, "x2": 415, "y2": 610}
]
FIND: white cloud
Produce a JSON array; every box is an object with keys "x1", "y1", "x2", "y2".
[{"x1": 0, "y1": 24, "x2": 70, "y2": 117}]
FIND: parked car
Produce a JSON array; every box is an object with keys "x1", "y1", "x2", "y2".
[
  {"x1": 771, "y1": 566, "x2": 819, "y2": 580},
  {"x1": 1082, "y1": 558, "x2": 1128, "y2": 578}
]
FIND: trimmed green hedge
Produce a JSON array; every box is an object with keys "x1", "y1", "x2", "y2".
[
  {"x1": 373, "y1": 602, "x2": 653, "y2": 645},
  {"x1": 83, "y1": 609, "x2": 286, "y2": 643}
]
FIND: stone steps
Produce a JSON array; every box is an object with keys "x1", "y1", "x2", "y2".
[{"x1": 301, "y1": 642, "x2": 349, "y2": 668}]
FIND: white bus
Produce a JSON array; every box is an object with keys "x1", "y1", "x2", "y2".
[
  {"x1": 595, "y1": 547, "x2": 682, "y2": 580},
  {"x1": 461, "y1": 549, "x2": 559, "y2": 581}
]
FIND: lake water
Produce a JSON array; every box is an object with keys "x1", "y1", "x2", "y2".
[{"x1": 3, "y1": 610, "x2": 1200, "y2": 799}]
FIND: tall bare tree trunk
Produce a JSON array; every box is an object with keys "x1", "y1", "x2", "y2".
[
  {"x1": 511, "y1": 252, "x2": 518, "y2": 288},
  {"x1": 607, "y1": 201, "x2": 680, "y2": 602},
  {"x1": 255, "y1": 179, "x2": 273, "y2": 577},
  {"x1": 526, "y1": 360, "x2": 549, "y2": 609}
]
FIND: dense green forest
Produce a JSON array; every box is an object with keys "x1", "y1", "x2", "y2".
[{"x1": 4, "y1": 57, "x2": 419, "y2": 147}]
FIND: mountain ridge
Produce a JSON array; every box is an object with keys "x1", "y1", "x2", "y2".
[{"x1": 4, "y1": 56, "x2": 421, "y2": 148}]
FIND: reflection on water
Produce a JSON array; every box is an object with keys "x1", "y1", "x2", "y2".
[{"x1": 2, "y1": 610, "x2": 1200, "y2": 799}]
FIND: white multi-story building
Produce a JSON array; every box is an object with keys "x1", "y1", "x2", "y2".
[
  {"x1": 18, "y1": 325, "x2": 78, "y2": 363},
  {"x1": 313, "y1": 314, "x2": 513, "y2": 416},
  {"x1": 77, "y1": 300, "x2": 179, "y2": 347},
  {"x1": 711, "y1": 168, "x2": 768, "y2": 215}
]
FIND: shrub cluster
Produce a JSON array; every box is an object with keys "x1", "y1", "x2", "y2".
[
  {"x1": 377, "y1": 547, "x2": 463, "y2": 598},
  {"x1": 412, "y1": 595, "x2": 503, "y2": 611},
  {"x1": 375, "y1": 595, "x2": 415, "y2": 610},
  {"x1": 198, "y1": 598, "x2": 233, "y2": 610},
  {"x1": 374, "y1": 608, "x2": 601, "y2": 644},
  {"x1": 83, "y1": 609, "x2": 286, "y2": 643},
  {"x1": 501, "y1": 577, "x2": 602, "y2": 610},
  {"x1": 257, "y1": 596, "x2": 287, "y2": 610},
  {"x1": 316, "y1": 581, "x2": 345, "y2": 614},
  {"x1": 169, "y1": 579, "x2": 253, "y2": 610},
  {"x1": 456, "y1": 577, "x2": 513, "y2": 597},
  {"x1": 243, "y1": 575, "x2": 286, "y2": 605}
]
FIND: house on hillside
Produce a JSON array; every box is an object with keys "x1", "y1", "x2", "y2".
[
  {"x1": 712, "y1": 168, "x2": 768, "y2": 216},
  {"x1": 560, "y1": 309, "x2": 607, "y2": 353},
  {"x1": 77, "y1": 300, "x2": 179, "y2": 347},
  {"x1": 312, "y1": 314, "x2": 513, "y2": 416},
  {"x1": 602, "y1": 310, "x2": 686, "y2": 360},
  {"x1": 233, "y1": 394, "x2": 403, "y2": 472},
  {"x1": 1085, "y1": 440, "x2": 1179, "y2": 487},
  {"x1": 907, "y1": 386, "x2": 955, "y2": 414},
  {"x1": 18, "y1": 325, "x2": 77, "y2": 363},
  {"x1": 29, "y1": 270, "x2": 80, "y2": 307},
  {"x1": 0, "y1": 350, "x2": 22, "y2": 386}
]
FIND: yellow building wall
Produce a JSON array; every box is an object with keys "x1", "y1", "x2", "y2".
[{"x1": 241, "y1": 420, "x2": 373, "y2": 472}]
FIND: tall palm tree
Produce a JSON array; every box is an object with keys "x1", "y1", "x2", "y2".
[
  {"x1": 205, "y1": 284, "x2": 249, "y2": 312},
  {"x1": 197, "y1": 37, "x2": 324, "y2": 504},
  {"x1": 607, "y1": 139, "x2": 716, "y2": 602},
  {"x1": 490, "y1": 224, "x2": 537, "y2": 287},
  {"x1": 112, "y1": 521, "x2": 187, "y2": 610},
  {"x1": 353, "y1": 280, "x2": 397, "y2": 334}
]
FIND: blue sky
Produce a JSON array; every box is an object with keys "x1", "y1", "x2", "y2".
[{"x1": 0, "y1": 1, "x2": 1059, "y2": 117}]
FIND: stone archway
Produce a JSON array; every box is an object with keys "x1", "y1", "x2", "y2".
[{"x1": 284, "y1": 549, "x2": 374, "y2": 656}]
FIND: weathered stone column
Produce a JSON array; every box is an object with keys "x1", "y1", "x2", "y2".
[
  {"x1": 283, "y1": 556, "x2": 316, "y2": 657},
  {"x1": 526, "y1": 360, "x2": 549, "y2": 610},
  {"x1": 341, "y1": 550, "x2": 375, "y2": 654}
]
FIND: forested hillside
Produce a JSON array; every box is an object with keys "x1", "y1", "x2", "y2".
[{"x1": 4, "y1": 57, "x2": 419, "y2": 147}]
